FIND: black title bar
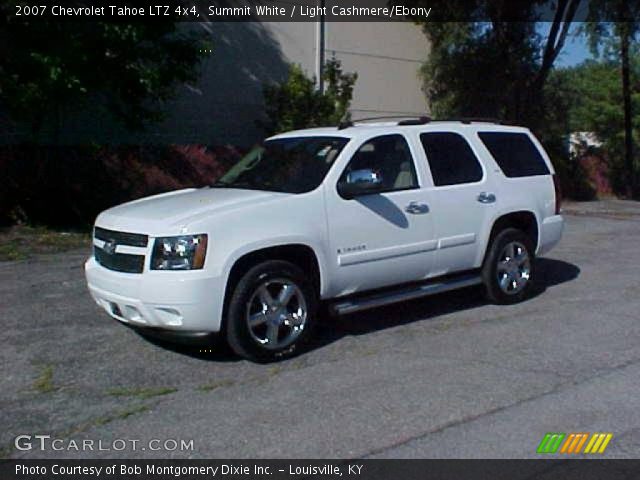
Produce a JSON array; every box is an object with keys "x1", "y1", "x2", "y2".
[{"x1": 4, "y1": 0, "x2": 638, "y2": 23}]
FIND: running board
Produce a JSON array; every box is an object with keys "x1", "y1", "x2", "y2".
[{"x1": 330, "y1": 273, "x2": 483, "y2": 316}]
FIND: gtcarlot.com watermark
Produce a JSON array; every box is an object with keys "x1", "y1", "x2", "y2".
[{"x1": 14, "y1": 434, "x2": 194, "y2": 452}]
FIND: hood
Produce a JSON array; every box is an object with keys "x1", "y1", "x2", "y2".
[{"x1": 95, "y1": 187, "x2": 288, "y2": 235}]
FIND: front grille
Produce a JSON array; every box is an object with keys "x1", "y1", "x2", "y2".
[
  {"x1": 94, "y1": 226, "x2": 148, "y2": 247},
  {"x1": 94, "y1": 226, "x2": 148, "y2": 274},
  {"x1": 94, "y1": 247, "x2": 145, "y2": 273}
]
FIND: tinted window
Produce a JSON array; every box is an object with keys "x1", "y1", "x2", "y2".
[
  {"x1": 341, "y1": 134, "x2": 418, "y2": 192},
  {"x1": 216, "y1": 136, "x2": 349, "y2": 194},
  {"x1": 478, "y1": 132, "x2": 550, "y2": 177},
  {"x1": 420, "y1": 132, "x2": 483, "y2": 186}
]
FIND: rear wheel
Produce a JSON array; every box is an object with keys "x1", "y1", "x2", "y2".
[
  {"x1": 482, "y1": 228, "x2": 535, "y2": 304},
  {"x1": 226, "y1": 260, "x2": 317, "y2": 362}
]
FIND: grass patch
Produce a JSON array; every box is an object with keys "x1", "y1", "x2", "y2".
[
  {"x1": 33, "y1": 365, "x2": 58, "y2": 394},
  {"x1": 0, "y1": 404, "x2": 151, "y2": 458},
  {"x1": 0, "y1": 442, "x2": 14, "y2": 459},
  {"x1": 354, "y1": 346, "x2": 380, "y2": 357},
  {"x1": 0, "y1": 243, "x2": 27, "y2": 261},
  {"x1": 0, "y1": 225, "x2": 91, "y2": 261},
  {"x1": 197, "y1": 379, "x2": 235, "y2": 392},
  {"x1": 107, "y1": 386, "x2": 177, "y2": 400},
  {"x1": 56, "y1": 404, "x2": 152, "y2": 439},
  {"x1": 94, "y1": 405, "x2": 150, "y2": 426}
]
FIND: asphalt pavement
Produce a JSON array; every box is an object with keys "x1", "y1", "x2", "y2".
[{"x1": 1, "y1": 200, "x2": 639, "y2": 459}]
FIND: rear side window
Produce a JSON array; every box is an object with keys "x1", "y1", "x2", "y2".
[
  {"x1": 478, "y1": 132, "x2": 550, "y2": 177},
  {"x1": 419, "y1": 132, "x2": 483, "y2": 186}
]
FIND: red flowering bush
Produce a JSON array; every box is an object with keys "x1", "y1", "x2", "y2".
[
  {"x1": 0, "y1": 145, "x2": 243, "y2": 227},
  {"x1": 580, "y1": 154, "x2": 612, "y2": 197}
]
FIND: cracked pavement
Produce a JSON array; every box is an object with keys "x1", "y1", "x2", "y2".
[{"x1": 1, "y1": 200, "x2": 639, "y2": 458}]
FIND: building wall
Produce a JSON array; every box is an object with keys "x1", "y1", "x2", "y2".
[
  {"x1": 2, "y1": 21, "x2": 430, "y2": 146},
  {"x1": 167, "y1": 21, "x2": 429, "y2": 147},
  {"x1": 325, "y1": 22, "x2": 429, "y2": 118}
]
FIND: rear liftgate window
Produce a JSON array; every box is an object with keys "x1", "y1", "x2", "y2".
[{"x1": 478, "y1": 132, "x2": 550, "y2": 178}]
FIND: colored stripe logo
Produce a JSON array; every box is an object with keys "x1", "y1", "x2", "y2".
[
  {"x1": 559, "y1": 433, "x2": 589, "y2": 453},
  {"x1": 584, "y1": 433, "x2": 613, "y2": 454},
  {"x1": 537, "y1": 433, "x2": 565, "y2": 453},
  {"x1": 537, "y1": 432, "x2": 613, "y2": 454}
]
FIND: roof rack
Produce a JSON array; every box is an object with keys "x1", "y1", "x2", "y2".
[
  {"x1": 337, "y1": 115, "x2": 432, "y2": 130},
  {"x1": 398, "y1": 116, "x2": 431, "y2": 126},
  {"x1": 436, "y1": 117, "x2": 504, "y2": 124},
  {"x1": 336, "y1": 115, "x2": 507, "y2": 130}
]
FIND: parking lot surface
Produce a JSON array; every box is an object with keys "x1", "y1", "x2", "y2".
[{"x1": 1, "y1": 200, "x2": 639, "y2": 458}]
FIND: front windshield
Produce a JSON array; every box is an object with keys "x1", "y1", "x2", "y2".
[{"x1": 214, "y1": 136, "x2": 349, "y2": 194}]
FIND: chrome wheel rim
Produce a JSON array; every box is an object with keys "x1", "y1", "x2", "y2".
[
  {"x1": 246, "y1": 279, "x2": 307, "y2": 350},
  {"x1": 496, "y1": 241, "x2": 531, "y2": 295}
]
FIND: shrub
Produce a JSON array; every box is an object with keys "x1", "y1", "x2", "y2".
[
  {"x1": 0, "y1": 145, "x2": 242, "y2": 227},
  {"x1": 261, "y1": 58, "x2": 357, "y2": 135}
]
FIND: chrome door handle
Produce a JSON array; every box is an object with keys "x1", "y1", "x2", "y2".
[
  {"x1": 405, "y1": 201, "x2": 429, "y2": 214},
  {"x1": 477, "y1": 192, "x2": 496, "y2": 204}
]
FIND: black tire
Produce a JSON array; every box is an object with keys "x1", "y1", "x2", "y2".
[
  {"x1": 226, "y1": 260, "x2": 318, "y2": 362},
  {"x1": 482, "y1": 228, "x2": 535, "y2": 305}
]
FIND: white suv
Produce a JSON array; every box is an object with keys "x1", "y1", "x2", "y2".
[{"x1": 85, "y1": 118, "x2": 564, "y2": 361}]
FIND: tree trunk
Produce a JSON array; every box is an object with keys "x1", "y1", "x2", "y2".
[{"x1": 620, "y1": 23, "x2": 635, "y2": 198}]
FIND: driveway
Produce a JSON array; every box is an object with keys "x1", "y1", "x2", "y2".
[{"x1": 1, "y1": 200, "x2": 639, "y2": 458}]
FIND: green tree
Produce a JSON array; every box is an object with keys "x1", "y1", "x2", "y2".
[
  {"x1": 405, "y1": 0, "x2": 580, "y2": 130},
  {"x1": 0, "y1": 5, "x2": 207, "y2": 142},
  {"x1": 549, "y1": 57, "x2": 640, "y2": 195},
  {"x1": 262, "y1": 58, "x2": 357, "y2": 135},
  {"x1": 584, "y1": 2, "x2": 640, "y2": 197}
]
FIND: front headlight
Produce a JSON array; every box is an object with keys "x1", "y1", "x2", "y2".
[{"x1": 151, "y1": 234, "x2": 208, "y2": 271}]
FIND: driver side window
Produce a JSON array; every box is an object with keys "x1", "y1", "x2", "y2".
[{"x1": 340, "y1": 134, "x2": 419, "y2": 192}]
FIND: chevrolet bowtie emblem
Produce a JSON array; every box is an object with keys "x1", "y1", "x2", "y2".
[{"x1": 103, "y1": 239, "x2": 117, "y2": 255}]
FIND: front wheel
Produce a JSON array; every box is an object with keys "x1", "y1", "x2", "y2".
[
  {"x1": 226, "y1": 260, "x2": 317, "y2": 362},
  {"x1": 482, "y1": 228, "x2": 535, "y2": 304}
]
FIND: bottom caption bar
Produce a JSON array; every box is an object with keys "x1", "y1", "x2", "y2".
[{"x1": 2, "y1": 459, "x2": 640, "y2": 480}]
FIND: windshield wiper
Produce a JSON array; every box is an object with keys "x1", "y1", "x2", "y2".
[
  {"x1": 211, "y1": 179, "x2": 263, "y2": 190},
  {"x1": 210, "y1": 180, "x2": 233, "y2": 188}
]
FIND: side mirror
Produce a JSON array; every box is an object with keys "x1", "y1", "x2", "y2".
[{"x1": 338, "y1": 169, "x2": 384, "y2": 199}]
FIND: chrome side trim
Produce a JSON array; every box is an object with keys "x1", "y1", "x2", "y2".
[
  {"x1": 330, "y1": 273, "x2": 482, "y2": 315},
  {"x1": 438, "y1": 233, "x2": 476, "y2": 249},
  {"x1": 338, "y1": 239, "x2": 438, "y2": 266}
]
